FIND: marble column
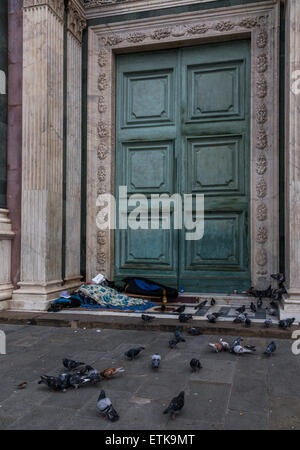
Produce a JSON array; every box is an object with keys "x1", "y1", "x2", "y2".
[
  {"x1": 282, "y1": 0, "x2": 300, "y2": 319},
  {"x1": 11, "y1": 0, "x2": 65, "y2": 310},
  {"x1": 64, "y1": 0, "x2": 86, "y2": 290}
]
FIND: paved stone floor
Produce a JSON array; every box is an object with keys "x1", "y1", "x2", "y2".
[{"x1": 0, "y1": 324, "x2": 299, "y2": 430}]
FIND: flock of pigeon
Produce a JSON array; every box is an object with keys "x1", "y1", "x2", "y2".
[{"x1": 37, "y1": 272, "x2": 290, "y2": 422}]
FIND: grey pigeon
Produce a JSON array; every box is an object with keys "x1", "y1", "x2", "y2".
[
  {"x1": 169, "y1": 339, "x2": 179, "y2": 349},
  {"x1": 63, "y1": 358, "x2": 85, "y2": 371},
  {"x1": 187, "y1": 327, "x2": 202, "y2": 336},
  {"x1": 233, "y1": 345, "x2": 255, "y2": 355},
  {"x1": 207, "y1": 312, "x2": 219, "y2": 323},
  {"x1": 264, "y1": 341, "x2": 276, "y2": 356},
  {"x1": 250, "y1": 302, "x2": 257, "y2": 313},
  {"x1": 58, "y1": 373, "x2": 71, "y2": 390},
  {"x1": 85, "y1": 365, "x2": 101, "y2": 384},
  {"x1": 124, "y1": 347, "x2": 145, "y2": 360},
  {"x1": 174, "y1": 305, "x2": 185, "y2": 314},
  {"x1": 279, "y1": 318, "x2": 295, "y2": 329},
  {"x1": 152, "y1": 353, "x2": 161, "y2": 369},
  {"x1": 235, "y1": 305, "x2": 246, "y2": 314},
  {"x1": 210, "y1": 298, "x2": 216, "y2": 306},
  {"x1": 195, "y1": 300, "x2": 207, "y2": 311},
  {"x1": 97, "y1": 390, "x2": 119, "y2": 422},
  {"x1": 190, "y1": 358, "x2": 202, "y2": 373},
  {"x1": 257, "y1": 298, "x2": 263, "y2": 308},
  {"x1": 178, "y1": 313, "x2": 192, "y2": 323},
  {"x1": 271, "y1": 273, "x2": 285, "y2": 284},
  {"x1": 264, "y1": 319, "x2": 273, "y2": 328},
  {"x1": 163, "y1": 391, "x2": 184, "y2": 419},
  {"x1": 266, "y1": 307, "x2": 277, "y2": 316},
  {"x1": 230, "y1": 337, "x2": 243, "y2": 351},
  {"x1": 244, "y1": 317, "x2": 251, "y2": 327},
  {"x1": 141, "y1": 314, "x2": 155, "y2": 322},
  {"x1": 38, "y1": 375, "x2": 64, "y2": 391},
  {"x1": 69, "y1": 372, "x2": 90, "y2": 389},
  {"x1": 174, "y1": 327, "x2": 185, "y2": 342}
]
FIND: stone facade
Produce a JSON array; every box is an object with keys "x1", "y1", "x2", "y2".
[{"x1": 1, "y1": 0, "x2": 300, "y2": 318}]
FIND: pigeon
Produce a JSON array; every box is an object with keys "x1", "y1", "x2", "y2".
[
  {"x1": 234, "y1": 313, "x2": 247, "y2": 323},
  {"x1": 169, "y1": 339, "x2": 179, "y2": 349},
  {"x1": 174, "y1": 327, "x2": 185, "y2": 342},
  {"x1": 235, "y1": 305, "x2": 246, "y2": 314},
  {"x1": 279, "y1": 318, "x2": 295, "y2": 329},
  {"x1": 141, "y1": 314, "x2": 155, "y2": 322},
  {"x1": 195, "y1": 300, "x2": 207, "y2": 311},
  {"x1": 38, "y1": 375, "x2": 64, "y2": 391},
  {"x1": 190, "y1": 359, "x2": 202, "y2": 372},
  {"x1": 152, "y1": 353, "x2": 161, "y2": 369},
  {"x1": 163, "y1": 391, "x2": 184, "y2": 419},
  {"x1": 58, "y1": 372, "x2": 71, "y2": 390},
  {"x1": 233, "y1": 345, "x2": 255, "y2": 355},
  {"x1": 97, "y1": 390, "x2": 119, "y2": 422},
  {"x1": 250, "y1": 302, "x2": 257, "y2": 313},
  {"x1": 264, "y1": 319, "x2": 273, "y2": 328},
  {"x1": 270, "y1": 300, "x2": 278, "y2": 308},
  {"x1": 264, "y1": 341, "x2": 276, "y2": 356},
  {"x1": 257, "y1": 298, "x2": 263, "y2": 308},
  {"x1": 178, "y1": 313, "x2": 193, "y2": 323},
  {"x1": 246, "y1": 285, "x2": 272, "y2": 299},
  {"x1": 124, "y1": 347, "x2": 145, "y2": 360},
  {"x1": 271, "y1": 273, "x2": 285, "y2": 284},
  {"x1": 174, "y1": 305, "x2": 185, "y2": 314},
  {"x1": 230, "y1": 337, "x2": 243, "y2": 351},
  {"x1": 187, "y1": 327, "x2": 202, "y2": 336},
  {"x1": 63, "y1": 358, "x2": 85, "y2": 371},
  {"x1": 84, "y1": 365, "x2": 101, "y2": 384},
  {"x1": 207, "y1": 312, "x2": 220, "y2": 323},
  {"x1": 209, "y1": 338, "x2": 230, "y2": 353},
  {"x1": 161, "y1": 304, "x2": 166, "y2": 312},
  {"x1": 244, "y1": 317, "x2": 251, "y2": 327},
  {"x1": 210, "y1": 298, "x2": 216, "y2": 306},
  {"x1": 69, "y1": 372, "x2": 91, "y2": 389},
  {"x1": 100, "y1": 367, "x2": 124, "y2": 379},
  {"x1": 266, "y1": 307, "x2": 277, "y2": 316}
]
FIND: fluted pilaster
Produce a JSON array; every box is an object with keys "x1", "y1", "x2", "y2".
[
  {"x1": 64, "y1": 0, "x2": 86, "y2": 288},
  {"x1": 12, "y1": 0, "x2": 65, "y2": 310}
]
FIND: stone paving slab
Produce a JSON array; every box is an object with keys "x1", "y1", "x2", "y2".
[{"x1": 0, "y1": 324, "x2": 300, "y2": 430}]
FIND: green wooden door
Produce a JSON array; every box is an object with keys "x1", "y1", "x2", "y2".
[{"x1": 115, "y1": 40, "x2": 251, "y2": 292}]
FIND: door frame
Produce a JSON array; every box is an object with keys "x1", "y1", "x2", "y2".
[{"x1": 86, "y1": 0, "x2": 280, "y2": 290}]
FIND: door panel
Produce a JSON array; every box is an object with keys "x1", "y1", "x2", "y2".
[{"x1": 115, "y1": 41, "x2": 251, "y2": 292}]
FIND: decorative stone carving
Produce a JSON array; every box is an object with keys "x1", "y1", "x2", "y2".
[
  {"x1": 98, "y1": 96, "x2": 107, "y2": 113},
  {"x1": 97, "y1": 144, "x2": 108, "y2": 160},
  {"x1": 98, "y1": 73, "x2": 108, "y2": 91},
  {"x1": 256, "y1": 153, "x2": 267, "y2": 175},
  {"x1": 186, "y1": 24, "x2": 208, "y2": 35},
  {"x1": 256, "y1": 30, "x2": 268, "y2": 48},
  {"x1": 256, "y1": 203, "x2": 268, "y2": 222},
  {"x1": 256, "y1": 103, "x2": 268, "y2": 124},
  {"x1": 256, "y1": 54, "x2": 268, "y2": 73},
  {"x1": 256, "y1": 226, "x2": 268, "y2": 244},
  {"x1": 256, "y1": 248, "x2": 268, "y2": 266},
  {"x1": 256, "y1": 178, "x2": 267, "y2": 198},
  {"x1": 84, "y1": 0, "x2": 129, "y2": 6},
  {"x1": 238, "y1": 17, "x2": 260, "y2": 28},
  {"x1": 98, "y1": 167, "x2": 106, "y2": 182},
  {"x1": 23, "y1": 0, "x2": 64, "y2": 20},
  {"x1": 98, "y1": 49, "x2": 108, "y2": 67},
  {"x1": 97, "y1": 120, "x2": 108, "y2": 137},
  {"x1": 102, "y1": 34, "x2": 124, "y2": 46},
  {"x1": 97, "y1": 230, "x2": 106, "y2": 246},
  {"x1": 214, "y1": 21, "x2": 235, "y2": 32},
  {"x1": 171, "y1": 26, "x2": 187, "y2": 37},
  {"x1": 256, "y1": 127, "x2": 268, "y2": 149},
  {"x1": 257, "y1": 75, "x2": 267, "y2": 98},
  {"x1": 127, "y1": 32, "x2": 147, "y2": 43},
  {"x1": 151, "y1": 28, "x2": 172, "y2": 40},
  {"x1": 67, "y1": 0, "x2": 86, "y2": 43},
  {"x1": 97, "y1": 250, "x2": 106, "y2": 266}
]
